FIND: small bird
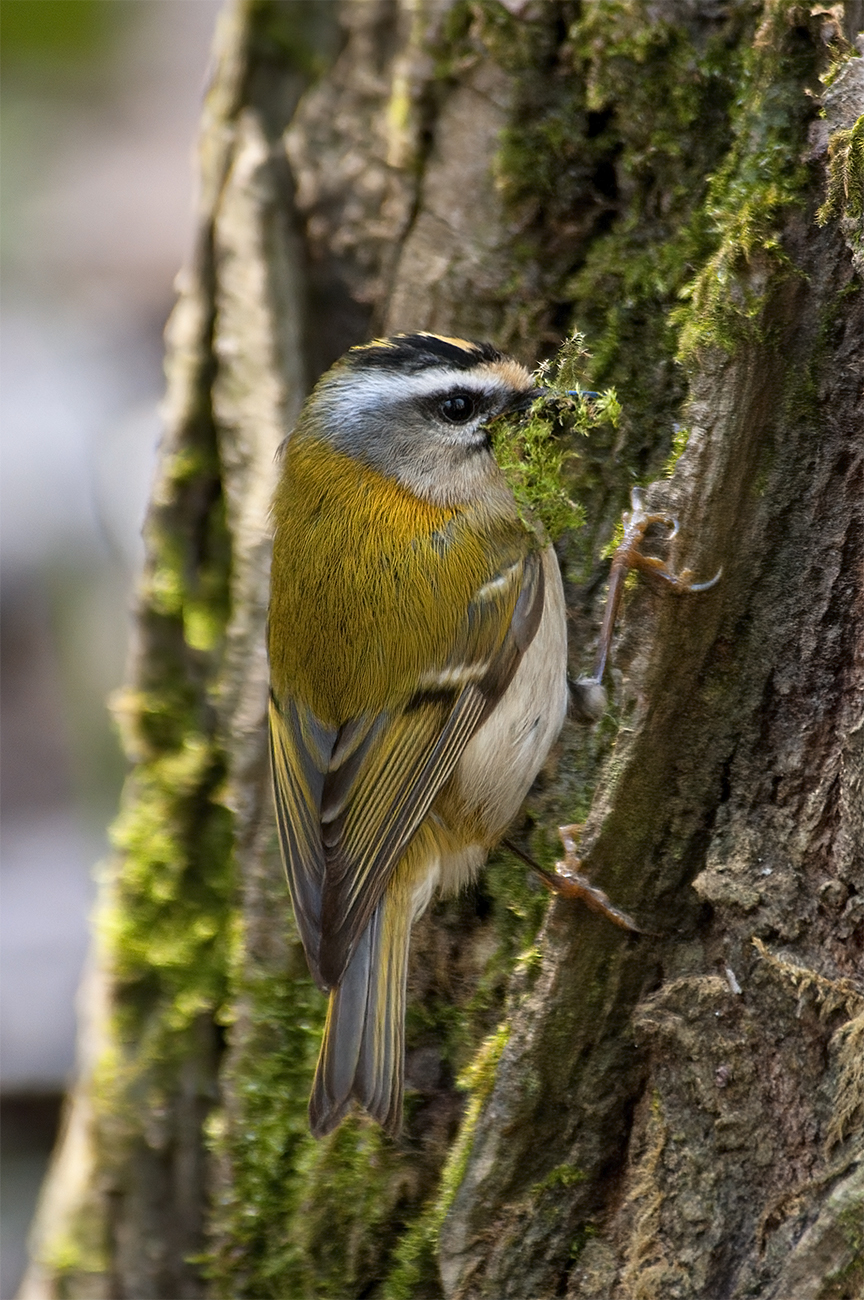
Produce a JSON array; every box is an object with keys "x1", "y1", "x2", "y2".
[{"x1": 268, "y1": 333, "x2": 568, "y2": 1137}]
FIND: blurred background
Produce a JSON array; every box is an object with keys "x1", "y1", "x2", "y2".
[{"x1": 0, "y1": 2, "x2": 221, "y2": 1293}]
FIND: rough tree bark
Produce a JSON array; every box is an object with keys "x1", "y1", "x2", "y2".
[{"x1": 22, "y1": 2, "x2": 863, "y2": 1298}]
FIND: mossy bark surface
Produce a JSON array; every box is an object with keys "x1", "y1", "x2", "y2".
[{"x1": 22, "y1": 2, "x2": 863, "y2": 1298}]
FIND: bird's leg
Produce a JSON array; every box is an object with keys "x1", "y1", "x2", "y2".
[
  {"x1": 518, "y1": 491, "x2": 719, "y2": 930},
  {"x1": 503, "y1": 827, "x2": 642, "y2": 933},
  {"x1": 574, "y1": 486, "x2": 721, "y2": 708}
]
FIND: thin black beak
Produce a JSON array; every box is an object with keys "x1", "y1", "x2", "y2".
[{"x1": 508, "y1": 386, "x2": 547, "y2": 413}]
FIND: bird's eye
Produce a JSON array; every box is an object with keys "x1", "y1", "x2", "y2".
[{"x1": 438, "y1": 392, "x2": 476, "y2": 423}]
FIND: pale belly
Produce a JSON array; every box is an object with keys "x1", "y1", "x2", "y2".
[{"x1": 434, "y1": 544, "x2": 569, "y2": 897}]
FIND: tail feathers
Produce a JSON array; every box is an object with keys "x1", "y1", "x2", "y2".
[{"x1": 309, "y1": 897, "x2": 410, "y2": 1138}]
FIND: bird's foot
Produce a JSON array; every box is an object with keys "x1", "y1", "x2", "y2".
[
  {"x1": 610, "y1": 486, "x2": 722, "y2": 596},
  {"x1": 574, "y1": 486, "x2": 721, "y2": 712},
  {"x1": 517, "y1": 824, "x2": 642, "y2": 933}
]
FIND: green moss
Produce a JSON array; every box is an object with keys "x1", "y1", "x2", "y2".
[
  {"x1": 381, "y1": 1026, "x2": 510, "y2": 1299},
  {"x1": 531, "y1": 1163, "x2": 589, "y2": 1197},
  {"x1": 207, "y1": 822, "x2": 551, "y2": 1298},
  {"x1": 435, "y1": 0, "x2": 767, "y2": 596},
  {"x1": 208, "y1": 906, "x2": 420, "y2": 1300},
  {"x1": 563, "y1": 1, "x2": 750, "y2": 399},
  {"x1": 662, "y1": 425, "x2": 691, "y2": 478},
  {"x1": 492, "y1": 332, "x2": 621, "y2": 542},
  {"x1": 454, "y1": 849, "x2": 551, "y2": 1045},
  {"x1": 569, "y1": 1223, "x2": 599, "y2": 1262},
  {"x1": 42, "y1": 1216, "x2": 108, "y2": 1281},
  {"x1": 41, "y1": 304, "x2": 236, "y2": 1292},
  {"x1": 817, "y1": 113, "x2": 864, "y2": 252},
  {"x1": 206, "y1": 950, "x2": 322, "y2": 1297},
  {"x1": 106, "y1": 443, "x2": 234, "y2": 1064},
  {"x1": 674, "y1": 0, "x2": 822, "y2": 360}
]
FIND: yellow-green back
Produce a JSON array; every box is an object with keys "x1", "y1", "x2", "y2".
[{"x1": 269, "y1": 432, "x2": 530, "y2": 727}]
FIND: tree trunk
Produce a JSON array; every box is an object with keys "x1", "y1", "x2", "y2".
[{"x1": 22, "y1": 2, "x2": 863, "y2": 1298}]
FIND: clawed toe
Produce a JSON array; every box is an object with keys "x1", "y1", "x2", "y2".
[
  {"x1": 505, "y1": 826, "x2": 642, "y2": 933},
  {"x1": 546, "y1": 824, "x2": 642, "y2": 933},
  {"x1": 581, "y1": 486, "x2": 720, "y2": 691}
]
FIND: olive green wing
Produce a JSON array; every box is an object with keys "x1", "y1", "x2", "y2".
[
  {"x1": 270, "y1": 680, "x2": 474, "y2": 993},
  {"x1": 269, "y1": 695, "x2": 337, "y2": 990},
  {"x1": 316, "y1": 547, "x2": 545, "y2": 988}
]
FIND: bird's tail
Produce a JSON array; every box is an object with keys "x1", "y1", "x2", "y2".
[{"x1": 309, "y1": 866, "x2": 427, "y2": 1138}]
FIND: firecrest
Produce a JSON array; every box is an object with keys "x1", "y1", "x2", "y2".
[{"x1": 268, "y1": 332, "x2": 568, "y2": 1137}]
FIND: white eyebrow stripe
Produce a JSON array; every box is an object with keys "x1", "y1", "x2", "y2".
[{"x1": 320, "y1": 365, "x2": 520, "y2": 414}]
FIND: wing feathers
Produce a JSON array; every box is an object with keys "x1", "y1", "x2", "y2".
[
  {"x1": 310, "y1": 882, "x2": 412, "y2": 1137},
  {"x1": 319, "y1": 685, "x2": 486, "y2": 987},
  {"x1": 271, "y1": 544, "x2": 547, "y2": 1001},
  {"x1": 268, "y1": 696, "x2": 335, "y2": 990}
]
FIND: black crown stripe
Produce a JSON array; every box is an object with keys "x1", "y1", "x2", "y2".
[{"x1": 345, "y1": 333, "x2": 504, "y2": 373}]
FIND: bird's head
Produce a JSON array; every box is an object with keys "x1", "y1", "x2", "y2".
[{"x1": 297, "y1": 333, "x2": 539, "y2": 507}]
